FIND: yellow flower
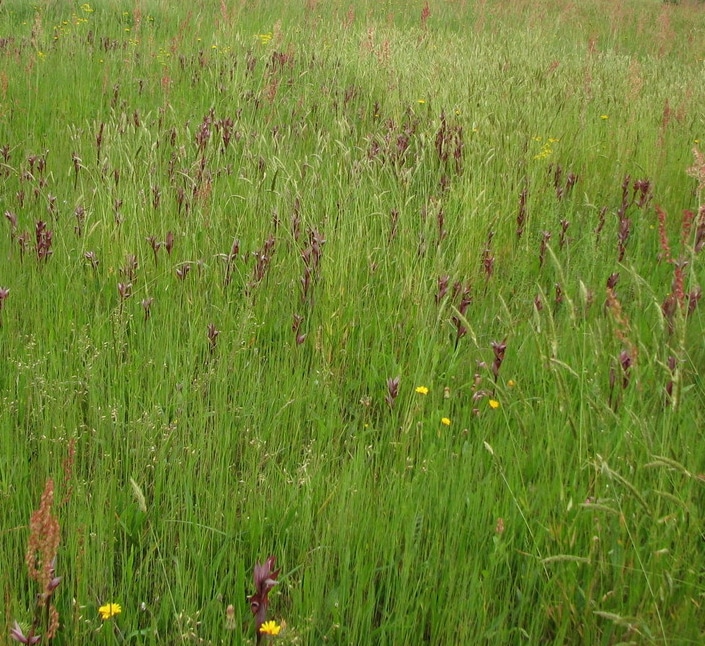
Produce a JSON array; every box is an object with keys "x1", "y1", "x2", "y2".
[
  {"x1": 600, "y1": 114, "x2": 609, "y2": 120},
  {"x1": 507, "y1": 379, "x2": 516, "y2": 388},
  {"x1": 259, "y1": 620, "x2": 281, "y2": 635},
  {"x1": 417, "y1": 99, "x2": 426, "y2": 104},
  {"x1": 533, "y1": 146, "x2": 552, "y2": 160},
  {"x1": 415, "y1": 386, "x2": 429, "y2": 395},
  {"x1": 98, "y1": 603, "x2": 121, "y2": 620},
  {"x1": 441, "y1": 417, "x2": 451, "y2": 426},
  {"x1": 489, "y1": 399, "x2": 500, "y2": 409},
  {"x1": 80, "y1": 3, "x2": 94, "y2": 13}
]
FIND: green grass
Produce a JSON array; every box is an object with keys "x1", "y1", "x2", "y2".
[{"x1": 1, "y1": 0, "x2": 705, "y2": 643}]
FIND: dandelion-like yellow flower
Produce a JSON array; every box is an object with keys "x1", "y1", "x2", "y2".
[
  {"x1": 489, "y1": 399, "x2": 500, "y2": 409},
  {"x1": 415, "y1": 386, "x2": 429, "y2": 395},
  {"x1": 600, "y1": 114, "x2": 609, "y2": 120},
  {"x1": 441, "y1": 417, "x2": 451, "y2": 426},
  {"x1": 259, "y1": 620, "x2": 281, "y2": 635},
  {"x1": 507, "y1": 380, "x2": 516, "y2": 388},
  {"x1": 417, "y1": 99, "x2": 426, "y2": 104},
  {"x1": 98, "y1": 603, "x2": 121, "y2": 620}
]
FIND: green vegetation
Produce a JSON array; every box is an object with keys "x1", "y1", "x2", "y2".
[{"x1": 1, "y1": 0, "x2": 705, "y2": 643}]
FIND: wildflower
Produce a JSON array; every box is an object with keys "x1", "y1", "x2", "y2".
[
  {"x1": 600, "y1": 114, "x2": 609, "y2": 120},
  {"x1": 259, "y1": 620, "x2": 281, "y2": 636},
  {"x1": 249, "y1": 556, "x2": 280, "y2": 634},
  {"x1": 686, "y1": 147, "x2": 705, "y2": 194},
  {"x1": 441, "y1": 417, "x2": 451, "y2": 426},
  {"x1": 9, "y1": 621, "x2": 40, "y2": 645},
  {"x1": 417, "y1": 99, "x2": 426, "y2": 104},
  {"x1": 495, "y1": 517, "x2": 505, "y2": 534},
  {"x1": 385, "y1": 376, "x2": 400, "y2": 408},
  {"x1": 80, "y1": 3, "x2": 94, "y2": 12},
  {"x1": 507, "y1": 379, "x2": 516, "y2": 388},
  {"x1": 415, "y1": 386, "x2": 429, "y2": 395},
  {"x1": 225, "y1": 604, "x2": 236, "y2": 630},
  {"x1": 489, "y1": 399, "x2": 500, "y2": 409},
  {"x1": 98, "y1": 603, "x2": 121, "y2": 620},
  {"x1": 534, "y1": 142, "x2": 553, "y2": 160},
  {"x1": 26, "y1": 480, "x2": 60, "y2": 597}
]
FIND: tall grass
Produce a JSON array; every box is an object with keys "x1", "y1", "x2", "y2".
[{"x1": 1, "y1": 0, "x2": 705, "y2": 643}]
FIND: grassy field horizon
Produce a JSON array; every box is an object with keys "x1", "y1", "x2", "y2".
[{"x1": 1, "y1": 0, "x2": 705, "y2": 644}]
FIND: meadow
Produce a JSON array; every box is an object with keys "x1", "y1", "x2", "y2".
[{"x1": 1, "y1": 0, "x2": 705, "y2": 643}]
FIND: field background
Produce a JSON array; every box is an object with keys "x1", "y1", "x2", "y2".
[{"x1": 1, "y1": 0, "x2": 705, "y2": 644}]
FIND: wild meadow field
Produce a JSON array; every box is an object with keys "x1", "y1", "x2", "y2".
[{"x1": 1, "y1": 0, "x2": 705, "y2": 643}]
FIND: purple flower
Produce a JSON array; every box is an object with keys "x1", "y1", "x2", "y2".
[
  {"x1": 10, "y1": 621, "x2": 41, "y2": 645},
  {"x1": 248, "y1": 556, "x2": 280, "y2": 635}
]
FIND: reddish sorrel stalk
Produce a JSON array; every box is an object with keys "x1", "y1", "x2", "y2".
[{"x1": 11, "y1": 479, "x2": 62, "y2": 644}]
